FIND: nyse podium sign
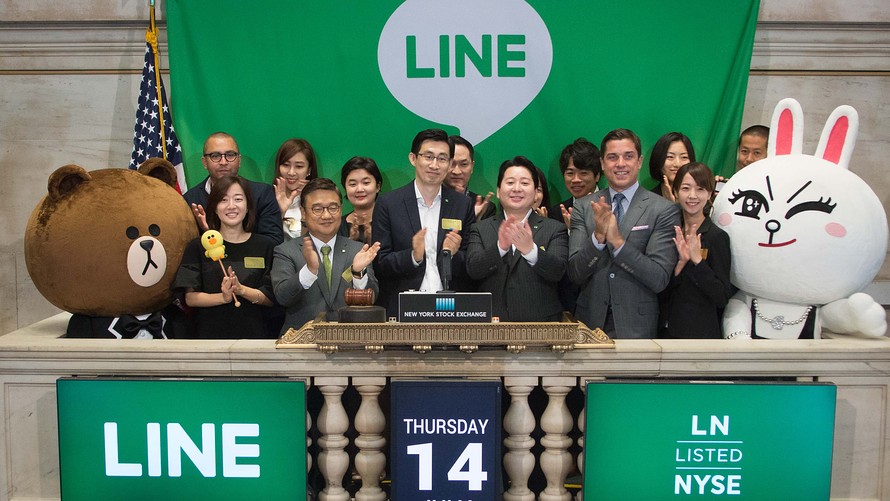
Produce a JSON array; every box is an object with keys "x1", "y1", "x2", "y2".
[
  {"x1": 399, "y1": 292, "x2": 493, "y2": 323},
  {"x1": 392, "y1": 380, "x2": 501, "y2": 499},
  {"x1": 57, "y1": 378, "x2": 306, "y2": 500},
  {"x1": 585, "y1": 381, "x2": 836, "y2": 500}
]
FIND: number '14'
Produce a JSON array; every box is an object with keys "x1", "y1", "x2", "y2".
[{"x1": 406, "y1": 442, "x2": 488, "y2": 491}]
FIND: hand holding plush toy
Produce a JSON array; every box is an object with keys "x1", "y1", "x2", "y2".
[{"x1": 201, "y1": 230, "x2": 241, "y2": 307}]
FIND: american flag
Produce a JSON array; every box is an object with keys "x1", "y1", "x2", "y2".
[{"x1": 129, "y1": 41, "x2": 186, "y2": 193}]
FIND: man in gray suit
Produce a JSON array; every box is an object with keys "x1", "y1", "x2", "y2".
[
  {"x1": 272, "y1": 178, "x2": 379, "y2": 332},
  {"x1": 568, "y1": 128, "x2": 679, "y2": 338}
]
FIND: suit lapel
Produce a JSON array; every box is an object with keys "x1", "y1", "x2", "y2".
[
  {"x1": 588, "y1": 189, "x2": 608, "y2": 232},
  {"x1": 508, "y1": 212, "x2": 541, "y2": 269},
  {"x1": 297, "y1": 238, "x2": 331, "y2": 305},
  {"x1": 402, "y1": 185, "x2": 423, "y2": 235},
  {"x1": 326, "y1": 238, "x2": 350, "y2": 304},
  {"x1": 528, "y1": 213, "x2": 547, "y2": 253}
]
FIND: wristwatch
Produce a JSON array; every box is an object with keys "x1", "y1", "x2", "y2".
[{"x1": 352, "y1": 267, "x2": 367, "y2": 279}]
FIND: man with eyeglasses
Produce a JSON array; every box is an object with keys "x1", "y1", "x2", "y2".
[
  {"x1": 567, "y1": 128, "x2": 679, "y2": 339},
  {"x1": 446, "y1": 135, "x2": 495, "y2": 221},
  {"x1": 271, "y1": 178, "x2": 379, "y2": 331},
  {"x1": 372, "y1": 129, "x2": 476, "y2": 317},
  {"x1": 182, "y1": 131, "x2": 284, "y2": 244}
]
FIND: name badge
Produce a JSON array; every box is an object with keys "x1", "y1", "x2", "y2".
[
  {"x1": 244, "y1": 257, "x2": 265, "y2": 269},
  {"x1": 442, "y1": 218, "x2": 462, "y2": 231},
  {"x1": 341, "y1": 268, "x2": 353, "y2": 281}
]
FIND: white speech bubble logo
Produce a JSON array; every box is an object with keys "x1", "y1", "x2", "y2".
[{"x1": 378, "y1": 0, "x2": 553, "y2": 145}]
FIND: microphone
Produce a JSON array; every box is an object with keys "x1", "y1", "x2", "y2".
[{"x1": 439, "y1": 249, "x2": 453, "y2": 292}]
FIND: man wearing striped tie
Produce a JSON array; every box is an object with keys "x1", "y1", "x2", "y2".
[
  {"x1": 271, "y1": 178, "x2": 380, "y2": 333},
  {"x1": 567, "y1": 129, "x2": 680, "y2": 339}
]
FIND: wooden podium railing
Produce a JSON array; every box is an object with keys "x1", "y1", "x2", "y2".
[{"x1": 1, "y1": 313, "x2": 889, "y2": 500}]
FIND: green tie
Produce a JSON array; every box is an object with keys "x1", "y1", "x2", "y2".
[{"x1": 321, "y1": 245, "x2": 332, "y2": 288}]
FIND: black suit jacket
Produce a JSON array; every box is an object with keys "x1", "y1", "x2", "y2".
[
  {"x1": 547, "y1": 196, "x2": 574, "y2": 225},
  {"x1": 183, "y1": 176, "x2": 284, "y2": 245},
  {"x1": 466, "y1": 213, "x2": 568, "y2": 321},
  {"x1": 659, "y1": 218, "x2": 734, "y2": 338},
  {"x1": 468, "y1": 189, "x2": 496, "y2": 221},
  {"x1": 372, "y1": 182, "x2": 476, "y2": 317}
]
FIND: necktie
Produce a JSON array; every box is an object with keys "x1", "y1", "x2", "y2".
[
  {"x1": 321, "y1": 245, "x2": 332, "y2": 288},
  {"x1": 612, "y1": 192, "x2": 625, "y2": 223}
]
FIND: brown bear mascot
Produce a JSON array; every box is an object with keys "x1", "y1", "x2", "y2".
[{"x1": 24, "y1": 159, "x2": 196, "y2": 338}]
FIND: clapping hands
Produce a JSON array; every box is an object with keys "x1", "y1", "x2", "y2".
[{"x1": 497, "y1": 216, "x2": 534, "y2": 255}]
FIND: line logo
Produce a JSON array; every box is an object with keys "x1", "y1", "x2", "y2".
[{"x1": 377, "y1": 0, "x2": 552, "y2": 145}]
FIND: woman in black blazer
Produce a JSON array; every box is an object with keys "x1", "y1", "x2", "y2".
[
  {"x1": 660, "y1": 162, "x2": 734, "y2": 338},
  {"x1": 466, "y1": 156, "x2": 568, "y2": 322}
]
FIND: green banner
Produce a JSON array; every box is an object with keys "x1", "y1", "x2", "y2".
[
  {"x1": 584, "y1": 381, "x2": 836, "y2": 500},
  {"x1": 57, "y1": 378, "x2": 306, "y2": 500},
  {"x1": 167, "y1": 0, "x2": 758, "y2": 201}
]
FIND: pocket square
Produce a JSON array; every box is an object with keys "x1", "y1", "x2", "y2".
[{"x1": 631, "y1": 225, "x2": 650, "y2": 231}]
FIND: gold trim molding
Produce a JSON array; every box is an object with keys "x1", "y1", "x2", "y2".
[{"x1": 276, "y1": 314, "x2": 613, "y2": 354}]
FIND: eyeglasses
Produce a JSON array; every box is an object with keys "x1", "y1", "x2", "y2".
[
  {"x1": 416, "y1": 152, "x2": 451, "y2": 166},
  {"x1": 309, "y1": 204, "x2": 342, "y2": 216},
  {"x1": 203, "y1": 151, "x2": 240, "y2": 163}
]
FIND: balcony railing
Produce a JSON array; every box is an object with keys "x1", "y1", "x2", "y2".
[{"x1": 0, "y1": 313, "x2": 888, "y2": 500}]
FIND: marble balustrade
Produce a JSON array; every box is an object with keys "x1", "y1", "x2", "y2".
[{"x1": 1, "y1": 313, "x2": 890, "y2": 500}]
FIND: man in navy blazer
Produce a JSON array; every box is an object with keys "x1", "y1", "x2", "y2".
[
  {"x1": 372, "y1": 129, "x2": 476, "y2": 317},
  {"x1": 568, "y1": 128, "x2": 680, "y2": 338},
  {"x1": 182, "y1": 132, "x2": 284, "y2": 244}
]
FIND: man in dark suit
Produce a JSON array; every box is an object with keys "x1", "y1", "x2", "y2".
[
  {"x1": 372, "y1": 129, "x2": 476, "y2": 317},
  {"x1": 271, "y1": 178, "x2": 379, "y2": 332},
  {"x1": 466, "y1": 156, "x2": 568, "y2": 322},
  {"x1": 548, "y1": 137, "x2": 602, "y2": 315},
  {"x1": 446, "y1": 135, "x2": 495, "y2": 221},
  {"x1": 548, "y1": 137, "x2": 601, "y2": 230},
  {"x1": 568, "y1": 128, "x2": 680, "y2": 339},
  {"x1": 183, "y1": 132, "x2": 284, "y2": 244}
]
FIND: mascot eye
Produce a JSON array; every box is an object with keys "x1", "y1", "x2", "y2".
[
  {"x1": 148, "y1": 224, "x2": 161, "y2": 236},
  {"x1": 125, "y1": 226, "x2": 139, "y2": 240},
  {"x1": 728, "y1": 189, "x2": 769, "y2": 220},
  {"x1": 785, "y1": 197, "x2": 836, "y2": 219}
]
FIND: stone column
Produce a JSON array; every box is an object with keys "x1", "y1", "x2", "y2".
[
  {"x1": 353, "y1": 377, "x2": 387, "y2": 501},
  {"x1": 503, "y1": 376, "x2": 538, "y2": 501},
  {"x1": 316, "y1": 376, "x2": 350, "y2": 501},
  {"x1": 539, "y1": 376, "x2": 576, "y2": 501},
  {"x1": 307, "y1": 405, "x2": 313, "y2": 474},
  {"x1": 576, "y1": 380, "x2": 587, "y2": 501}
]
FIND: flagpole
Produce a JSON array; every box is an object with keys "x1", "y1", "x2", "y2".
[{"x1": 147, "y1": 0, "x2": 168, "y2": 160}]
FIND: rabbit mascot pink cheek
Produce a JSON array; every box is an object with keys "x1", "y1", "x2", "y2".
[{"x1": 713, "y1": 98, "x2": 887, "y2": 339}]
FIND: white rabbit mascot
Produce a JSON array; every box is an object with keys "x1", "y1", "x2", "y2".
[{"x1": 714, "y1": 98, "x2": 888, "y2": 339}]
